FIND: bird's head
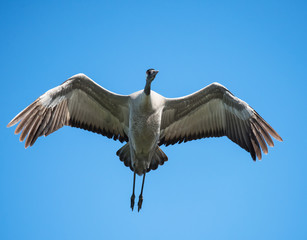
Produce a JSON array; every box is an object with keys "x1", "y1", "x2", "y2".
[{"x1": 146, "y1": 69, "x2": 159, "y2": 82}]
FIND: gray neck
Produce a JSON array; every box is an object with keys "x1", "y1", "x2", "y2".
[{"x1": 144, "y1": 80, "x2": 151, "y2": 95}]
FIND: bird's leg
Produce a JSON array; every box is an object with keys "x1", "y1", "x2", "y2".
[
  {"x1": 130, "y1": 172, "x2": 136, "y2": 211},
  {"x1": 138, "y1": 172, "x2": 146, "y2": 212}
]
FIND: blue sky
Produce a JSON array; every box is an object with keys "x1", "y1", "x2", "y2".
[{"x1": 1, "y1": 0, "x2": 306, "y2": 239}]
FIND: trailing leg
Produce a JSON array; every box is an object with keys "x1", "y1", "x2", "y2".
[
  {"x1": 138, "y1": 173, "x2": 146, "y2": 212},
  {"x1": 130, "y1": 172, "x2": 136, "y2": 211}
]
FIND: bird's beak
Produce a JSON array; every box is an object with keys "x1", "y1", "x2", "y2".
[{"x1": 154, "y1": 70, "x2": 159, "y2": 75}]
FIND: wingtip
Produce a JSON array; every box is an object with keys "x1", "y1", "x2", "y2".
[
  {"x1": 7, "y1": 120, "x2": 15, "y2": 128},
  {"x1": 271, "y1": 129, "x2": 283, "y2": 142},
  {"x1": 258, "y1": 154, "x2": 262, "y2": 161},
  {"x1": 276, "y1": 135, "x2": 283, "y2": 142}
]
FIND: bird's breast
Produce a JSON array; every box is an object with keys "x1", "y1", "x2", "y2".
[{"x1": 129, "y1": 110, "x2": 161, "y2": 154}]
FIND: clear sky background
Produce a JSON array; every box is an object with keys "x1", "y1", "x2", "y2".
[{"x1": 1, "y1": 0, "x2": 306, "y2": 239}]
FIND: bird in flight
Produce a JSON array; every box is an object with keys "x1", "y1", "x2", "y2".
[{"x1": 7, "y1": 69, "x2": 282, "y2": 211}]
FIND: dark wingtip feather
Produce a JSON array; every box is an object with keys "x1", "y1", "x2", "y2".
[
  {"x1": 255, "y1": 113, "x2": 283, "y2": 142},
  {"x1": 251, "y1": 121, "x2": 268, "y2": 155},
  {"x1": 7, "y1": 99, "x2": 39, "y2": 128},
  {"x1": 275, "y1": 134, "x2": 283, "y2": 142}
]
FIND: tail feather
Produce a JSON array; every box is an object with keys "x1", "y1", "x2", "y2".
[
  {"x1": 116, "y1": 143, "x2": 168, "y2": 172},
  {"x1": 116, "y1": 143, "x2": 133, "y2": 171},
  {"x1": 148, "y1": 146, "x2": 168, "y2": 171}
]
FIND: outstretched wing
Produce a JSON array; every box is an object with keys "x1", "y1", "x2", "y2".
[
  {"x1": 160, "y1": 82, "x2": 282, "y2": 160},
  {"x1": 8, "y1": 73, "x2": 130, "y2": 148}
]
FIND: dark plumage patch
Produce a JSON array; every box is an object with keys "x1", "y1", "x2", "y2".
[
  {"x1": 69, "y1": 118, "x2": 128, "y2": 143},
  {"x1": 116, "y1": 144, "x2": 168, "y2": 173}
]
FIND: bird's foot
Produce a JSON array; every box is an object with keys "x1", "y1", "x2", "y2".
[
  {"x1": 137, "y1": 195, "x2": 143, "y2": 212},
  {"x1": 130, "y1": 194, "x2": 135, "y2": 211}
]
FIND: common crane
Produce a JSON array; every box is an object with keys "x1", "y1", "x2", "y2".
[{"x1": 7, "y1": 69, "x2": 282, "y2": 211}]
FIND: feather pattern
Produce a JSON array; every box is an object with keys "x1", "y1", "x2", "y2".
[
  {"x1": 160, "y1": 82, "x2": 282, "y2": 160},
  {"x1": 7, "y1": 74, "x2": 130, "y2": 148}
]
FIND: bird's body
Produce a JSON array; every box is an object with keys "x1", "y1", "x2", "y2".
[
  {"x1": 8, "y1": 69, "x2": 282, "y2": 211},
  {"x1": 129, "y1": 90, "x2": 164, "y2": 175}
]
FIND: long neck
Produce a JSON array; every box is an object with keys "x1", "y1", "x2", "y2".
[{"x1": 144, "y1": 80, "x2": 151, "y2": 95}]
